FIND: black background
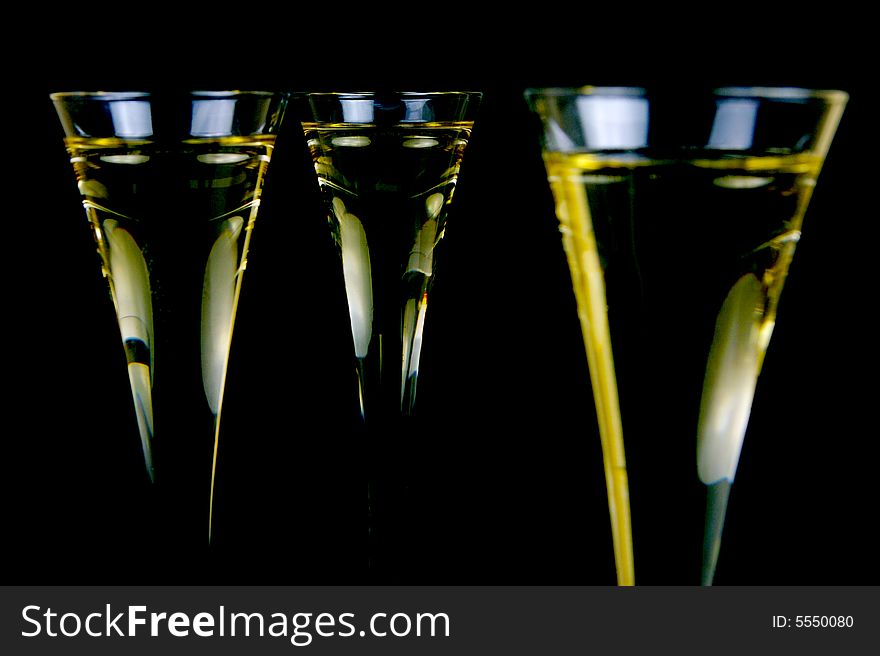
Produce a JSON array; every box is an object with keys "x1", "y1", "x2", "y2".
[{"x1": 13, "y1": 16, "x2": 877, "y2": 587}]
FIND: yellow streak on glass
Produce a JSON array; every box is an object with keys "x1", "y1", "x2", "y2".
[{"x1": 546, "y1": 154, "x2": 635, "y2": 586}]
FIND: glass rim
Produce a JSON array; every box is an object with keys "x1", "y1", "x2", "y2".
[
  {"x1": 290, "y1": 90, "x2": 482, "y2": 99},
  {"x1": 49, "y1": 90, "x2": 287, "y2": 101},
  {"x1": 524, "y1": 85, "x2": 848, "y2": 103}
]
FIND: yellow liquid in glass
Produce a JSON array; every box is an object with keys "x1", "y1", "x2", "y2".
[{"x1": 543, "y1": 151, "x2": 822, "y2": 586}]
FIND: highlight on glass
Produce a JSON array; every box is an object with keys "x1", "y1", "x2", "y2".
[
  {"x1": 50, "y1": 90, "x2": 289, "y2": 543},
  {"x1": 291, "y1": 91, "x2": 481, "y2": 574},
  {"x1": 525, "y1": 86, "x2": 847, "y2": 585}
]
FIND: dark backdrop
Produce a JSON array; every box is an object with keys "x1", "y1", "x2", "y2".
[{"x1": 16, "y1": 21, "x2": 876, "y2": 586}]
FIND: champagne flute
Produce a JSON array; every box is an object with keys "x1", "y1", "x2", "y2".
[
  {"x1": 291, "y1": 91, "x2": 480, "y2": 575},
  {"x1": 526, "y1": 86, "x2": 846, "y2": 585},
  {"x1": 50, "y1": 90, "x2": 289, "y2": 545}
]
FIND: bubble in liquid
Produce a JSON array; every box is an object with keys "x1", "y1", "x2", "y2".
[
  {"x1": 332, "y1": 136, "x2": 372, "y2": 148},
  {"x1": 101, "y1": 154, "x2": 150, "y2": 165},
  {"x1": 713, "y1": 175, "x2": 773, "y2": 189},
  {"x1": 403, "y1": 137, "x2": 439, "y2": 149},
  {"x1": 197, "y1": 153, "x2": 250, "y2": 164}
]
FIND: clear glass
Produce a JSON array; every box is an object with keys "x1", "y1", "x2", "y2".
[
  {"x1": 525, "y1": 86, "x2": 847, "y2": 585},
  {"x1": 50, "y1": 90, "x2": 289, "y2": 544},
  {"x1": 292, "y1": 90, "x2": 481, "y2": 575}
]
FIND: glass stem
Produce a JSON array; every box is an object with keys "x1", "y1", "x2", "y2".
[{"x1": 701, "y1": 479, "x2": 732, "y2": 586}]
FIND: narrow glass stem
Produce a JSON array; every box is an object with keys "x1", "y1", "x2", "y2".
[
  {"x1": 358, "y1": 285, "x2": 429, "y2": 577},
  {"x1": 702, "y1": 479, "x2": 732, "y2": 586}
]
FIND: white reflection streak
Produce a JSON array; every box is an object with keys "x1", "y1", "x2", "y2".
[
  {"x1": 109, "y1": 101, "x2": 153, "y2": 138},
  {"x1": 201, "y1": 216, "x2": 245, "y2": 414},
  {"x1": 401, "y1": 192, "x2": 444, "y2": 407},
  {"x1": 697, "y1": 273, "x2": 766, "y2": 484},
  {"x1": 340, "y1": 99, "x2": 375, "y2": 124},
  {"x1": 191, "y1": 99, "x2": 236, "y2": 137},
  {"x1": 406, "y1": 192, "x2": 443, "y2": 276},
  {"x1": 334, "y1": 198, "x2": 373, "y2": 359},
  {"x1": 403, "y1": 99, "x2": 429, "y2": 122},
  {"x1": 104, "y1": 219, "x2": 155, "y2": 479},
  {"x1": 577, "y1": 96, "x2": 649, "y2": 150},
  {"x1": 400, "y1": 296, "x2": 429, "y2": 410},
  {"x1": 546, "y1": 118, "x2": 577, "y2": 151},
  {"x1": 709, "y1": 99, "x2": 759, "y2": 150}
]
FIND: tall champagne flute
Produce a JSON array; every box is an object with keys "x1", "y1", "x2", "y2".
[
  {"x1": 50, "y1": 90, "x2": 289, "y2": 544},
  {"x1": 292, "y1": 91, "x2": 480, "y2": 575},
  {"x1": 526, "y1": 86, "x2": 846, "y2": 585}
]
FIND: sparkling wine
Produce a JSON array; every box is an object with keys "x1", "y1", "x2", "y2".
[
  {"x1": 64, "y1": 134, "x2": 276, "y2": 534},
  {"x1": 297, "y1": 94, "x2": 478, "y2": 578},
  {"x1": 303, "y1": 122, "x2": 473, "y2": 419},
  {"x1": 543, "y1": 150, "x2": 823, "y2": 582}
]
